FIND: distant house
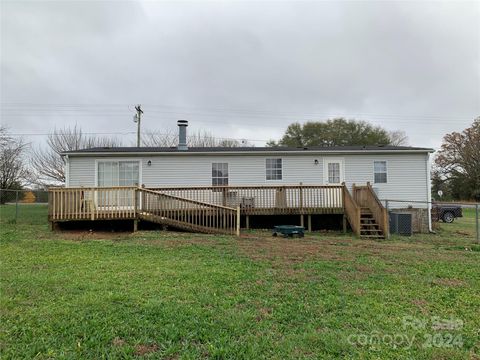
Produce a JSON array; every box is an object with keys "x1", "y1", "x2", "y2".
[{"x1": 50, "y1": 121, "x2": 434, "y2": 238}]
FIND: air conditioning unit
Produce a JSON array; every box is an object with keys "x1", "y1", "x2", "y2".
[{"x1": 389, "y1": 212, "x2": 413, "y2": 236}]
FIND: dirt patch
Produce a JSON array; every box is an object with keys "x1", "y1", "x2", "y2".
[
  {"x1": 236, "y1": 237, "x2": 356, "y2": 263},
  {"x1": 112, "y1": 337, "x2": 126, "y2": 347},
  {"x1": 256, "y1": 307, "x2": 273, "y2": 322},
  {"x1": 134, "y1": 343, "x2": 159, "y2": 356},
  {"x1": 144, "y1": 237, "x2": 217, "y2": 248},
  {"x1": 353, "y1": 288, "x2": 366, "y2": 296},
  {"x1": 412, "y1": 299, "x2": 429, "y2": 314},
  {"x1": 432, "y1": 278, "x2": 466, "y2": 287},
  {"x1": 54, "y1": 230, "x2": 128, "y2": 241}
]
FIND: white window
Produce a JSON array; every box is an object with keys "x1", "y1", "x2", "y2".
[
  {"x1": 212, "y1": 163, "x2": 228, "y2": 186},
  {"x1": 374, "y1": 161, "x2": 387, "y2": 183},
  {"x1": 98, "y1": 161, "x2": 139, "y2": 187},
  {"x1": 328, "y1": 162, "x2": 341, "y2": 184},
  {"x1": 266, "y1": 158, "x2": 282, "y2": 180}
]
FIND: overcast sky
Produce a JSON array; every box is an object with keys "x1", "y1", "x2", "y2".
[{"x1": 1, "y1": 0, "x2": 479, "y2": 149}]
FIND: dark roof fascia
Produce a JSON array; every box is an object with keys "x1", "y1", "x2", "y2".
[{"x1": 64, "y1": 148, "x2": 435, "y2": 156}]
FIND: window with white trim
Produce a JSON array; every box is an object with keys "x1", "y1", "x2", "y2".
[
  {"x1": 98, "y1": 161, "x2": 139, "y2": 187},
  {"x1": 212, "y1": 163, "x2": 228, "y2": 186},
  {"x1": 328, "y1": 162, "x2": 341, "y2": 184},
  {"x1": 374, "y1": 161, "x2": 387, "y2": 183},
  {"x1": 266, "y1": 158, "x2": 282, "y2": 180}
]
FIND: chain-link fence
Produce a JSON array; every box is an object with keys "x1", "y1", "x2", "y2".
[
  {"x1": 0, "y1": 189, "x2": 49, "y2": 225},
  {"x1": 382, "y1": 198, "x2": 479, "y2": 243}
]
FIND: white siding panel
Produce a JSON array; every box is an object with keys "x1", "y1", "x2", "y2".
[{"x1": 68, "y1": 157, "x2": 96, "y2": 186}]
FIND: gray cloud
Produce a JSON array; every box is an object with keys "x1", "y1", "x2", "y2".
[{"x1": 1, "y1": 0, "x2": 479, "y2": 148}]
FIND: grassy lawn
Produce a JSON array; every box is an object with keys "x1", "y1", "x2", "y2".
[{"x1": 0, "y1": 205, "x2": 479, "y2": 359}]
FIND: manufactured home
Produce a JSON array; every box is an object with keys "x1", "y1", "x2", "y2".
[{"x1": 49, "y1": 121, "x2": 434, "y2": 238}]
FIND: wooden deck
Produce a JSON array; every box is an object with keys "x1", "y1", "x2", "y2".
[{"x1": 48, "y1": 184, "x2": 387, "y2": 237}]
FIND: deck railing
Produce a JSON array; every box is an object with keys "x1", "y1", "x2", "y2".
[
  {"x1": 48, "y1": 184, "x2": 347, "y2": 235},
  {"x1": 148, "y1": 184, "x2": 344, "y2": 215},
  {"x1": 138, "y1": 188, "x2": 239, "y2": 235},
  {"x1": 49, "y1": 186, "x2": 137, "y2": 221}
]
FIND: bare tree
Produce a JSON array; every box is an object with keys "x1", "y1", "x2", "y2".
[
  {"x1": 0, "y1": 126, "x2": 29, "y2": 195},
  {"x1": 141, "y1": 129, "x2": 178, "y2": 147},
  {"x1": 142, "y1": 128, "x2": 251, "y2": 147},
  {"x1": 31, "y1": 126, "x2": 122, "y2": 185},
  {"x1": 388, "y1": 130, "x2": 409, "y2": 146},
  {"x1": 433, "y1": 118, "x2": 480, "y2": 200}
]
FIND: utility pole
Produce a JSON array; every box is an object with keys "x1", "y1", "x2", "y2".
[{"x1": 134, "y1": 104, "x2": 143, "y2": 147}]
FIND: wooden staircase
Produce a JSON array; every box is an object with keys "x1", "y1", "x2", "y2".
[
  {"x1": 360, "y1": 207, "x2": 384, "y2": 239},
  {"x1": 344, "y1": 183, "x2": 388, "y2": 239}
]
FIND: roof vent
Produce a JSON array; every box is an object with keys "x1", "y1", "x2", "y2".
[{"x1": 177, "y1": 120, "x2": 188, "y2": 151}]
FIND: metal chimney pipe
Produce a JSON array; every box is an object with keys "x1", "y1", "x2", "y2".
[{"x1": 177, "y1": 120, "x2": 188, "y2": 150}]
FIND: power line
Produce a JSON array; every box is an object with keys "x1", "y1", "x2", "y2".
[{"x1": 1, "y1": 102, "x2": 476, "y2": 121}]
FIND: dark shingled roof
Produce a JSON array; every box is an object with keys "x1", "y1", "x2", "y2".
[{"x1": 64, "y1": 145, "x2": 434, "y2": 155}]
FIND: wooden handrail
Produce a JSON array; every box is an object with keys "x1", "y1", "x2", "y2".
[
  {"x1": 49, "y1": 186, "x2": 138, "y2": 190},
  {"x1": 140, "y1": 188, "x2": 236, "y2": 210},
  {"x1": 353, "y1": 183, "x2": 388, "y2": 236},
  {"x1": 367, "y1": 182, "x2": 385, "y2": 210},
  {"x1": 137, "y1": 188, "x2": 238, "y2": 235},
  {"x1": 149, "y1": 184, "x2": 343, "y2": 191},
  {"x1": 149, "y1": 184, "x2": 344, "y2": 215},
  {"x1": 343, "y1": 185, "x2": 361, "y2": 236}
]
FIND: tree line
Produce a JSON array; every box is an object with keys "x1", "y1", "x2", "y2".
[{"x1": 1, "y1": 118, "x2": 478, "y2": 201}]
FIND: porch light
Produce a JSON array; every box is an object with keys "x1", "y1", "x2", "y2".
[
  {"x1": 147, "y1": 160, "x2": 152, "y2": 166},
  {"x1": 314, "y1": 159, "x2": 319, "y2": 165}
]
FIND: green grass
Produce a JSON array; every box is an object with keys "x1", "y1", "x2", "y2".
[{"x1": 0, "y1": 205, "x2": 479, "y2": 359}]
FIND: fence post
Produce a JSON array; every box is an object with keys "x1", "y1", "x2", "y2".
[
  {"x1": 15, "y1": 190, "x2": 19, "y2": 224},
  {"x1": 236, "y1": 206, "x2": 240, "y2": 237},
  {"x1": 476, "y1": 204, "x2": 479, "y2": 244},
  {"x1": 299, "y1": 182, "x2": 304, "y2": 211},
  {"x1": 385, "y1": 200, "x2": 390, "y2": 239}
]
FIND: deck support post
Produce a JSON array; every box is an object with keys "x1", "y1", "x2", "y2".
[
  {"x1": 307, "y1": 215, "x2": 312, "y2": 232},
  {"x1": 236, "y1": 206, "x2": 241, "y2": 236},
  {"x1": 300, "y1": 215, "x2": 304, "y2": 227},
  {"x1": 246, "y1": 215, "x2": 250, "y2": 230},
  {"x1": 342, "y1": 215, "x2": 347, "y2": 233},
  {"x1": 133, "y1": 219, "x2": 138, "y2": 232}
]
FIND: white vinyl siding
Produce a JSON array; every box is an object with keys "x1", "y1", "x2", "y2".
[
  {"x1": 344, "y1": 154, "x2": 429, "y2": 207},
  {"x1": 68, "y1": 157, "x2": 96, "y2": 186}
]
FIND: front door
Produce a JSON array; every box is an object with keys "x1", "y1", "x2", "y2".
[{"x1": 323, "y1": 158, "x2": 344, "y2": 185}]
